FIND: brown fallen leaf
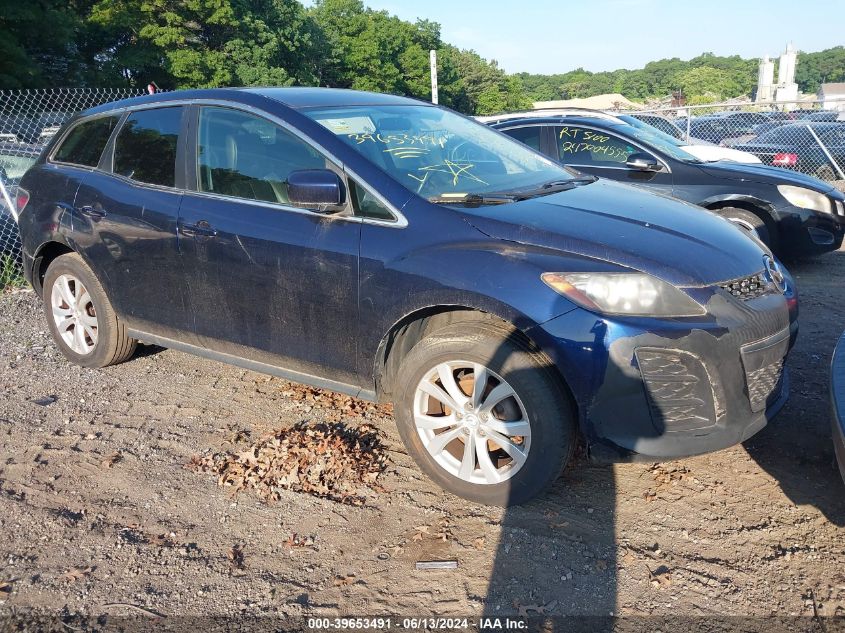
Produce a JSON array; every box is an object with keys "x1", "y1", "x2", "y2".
[
  {"x1": 646, "y1": 564, "x2": 672, "y2": 589},
  {"x1": 473, "y1": 537, "x2": 485, "y2": 551},
  {"x1": 285, "y1": 533, "x2": 315, "y2": 548},
  {"x1": 228, "y1": 544, "x2": 245, "y2": 572},
  {"x1": 643, "y1": 491, "x2": 657, "y2": 502},
  {"x1": 148, "y1": 533, "x2": 175, "y2": 547},
  {"x1": 333, "y1": 574, "x2": 356, "y2": 586},
  {"x1": 516, "y1": 602, "x2": 546, "y2": 617},
  {"x1": 0, "y1": 580, "x2": 13, "y2": 593},
  {"x1": 62, "y1": 566, "x2": 94, "y2": 583},
  {"x1": 101, "y1": 452, "x2": 122, "y2": 469}
]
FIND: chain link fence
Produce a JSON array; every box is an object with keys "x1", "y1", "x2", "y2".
[
  {"x1": 619, "y1": 99, "x2": 845, "y2": 186},
  {"x1": 0, "y1": 88, "x2": 145, "y2": 281}
]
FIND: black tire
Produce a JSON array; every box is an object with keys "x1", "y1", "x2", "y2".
[
  {"x1": 393, "y1": 321, "x2": 576, "y2": 506},
  {"x1": 814, "y1": 164, "x2": 836, "y2": 182},
  {"x1": 42, "y1": 252, "x2": 137, "y2": 368},
  {"x1": 715, "y1": 207, "x2": 773, "y2": 249}
]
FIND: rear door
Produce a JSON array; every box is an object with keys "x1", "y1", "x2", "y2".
[
  {"x1": 177, "y1": 105, "x2": 361, "y2": 385},
  {"x1": 73, "y1": 106, "x2": 192, "y2": 339}
]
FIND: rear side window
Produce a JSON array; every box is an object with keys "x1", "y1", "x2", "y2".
[
  {"x1": 114, "y1": 107, "x2": 183, "y2": 187},
  {"x1": 502, "y1": 126, "x2": 542, "y2": 151},
  {"x1": 53, "y1": 116, "x2": 119, "y2": 167}
]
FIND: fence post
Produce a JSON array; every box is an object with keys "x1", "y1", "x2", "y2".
[
  {"x1": 805, "y1": 124, "x2": 845, "y2": 180},
  {"x1": 685, "y1": 106, "x2": 691, "y2": 143},
  {"x1": 0, "y1": 179, "x2": 15, "y2": 223}
]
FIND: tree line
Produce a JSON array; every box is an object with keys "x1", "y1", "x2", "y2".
[{"x1": 1, "y1": 0, "x2": 843, "y2": 114}]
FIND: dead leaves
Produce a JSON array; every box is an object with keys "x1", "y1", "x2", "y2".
[
  {"x1": 228, "y1": 544, "x2": 245, "y2": 575},
  {"x1": 188, "y1": 422, "x2": 389, "y2": 506},
  {"x1": 646, "y1": 564, "x2": 672, "y2": 589},
  {"x1": 62, "y1": 566, "x2": 94, "y2": 583},
  {"x1": 101, "y1": 451, "x2": 122, "y2": 469},
  {"x1": 285, "y1": 533, "x2": 315, "y2": 549},
  {"x1": 513, "y1": 600, "x2": 557, "y2": 617},
  {"x1": 412, "y1": 519, "x2": 451, "y2": 543},
  {"x1": 333, "y1": 573, "x2": 357, "y2": 587}
]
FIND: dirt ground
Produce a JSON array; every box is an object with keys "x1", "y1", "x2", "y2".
[{"x1": 1, "y1": 245, "x2": 844, "y2": 629}]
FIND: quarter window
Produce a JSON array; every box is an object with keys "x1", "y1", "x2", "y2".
[
  {"x1": 556, "y1": 126, "x2": 636, "y2": 166},
  {"x1": 113, "y1": 107, "x2": 183, "y2": 187},
  {"x1": 53, "y1": 116, "x2": 119, "y2": 167},
  {"x1": 502, "y1": 126, "x2": 542, "y2": 151}
]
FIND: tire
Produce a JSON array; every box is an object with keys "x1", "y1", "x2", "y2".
[
  {"x1": 393, "y1": 321, "x2": 576, "y2": 506},
  {"x1": 814, "y1": 164, "x2": 836, "y2": 182},
  {"x1": 715, "y1": 207, "x2": 773, "y2": 249},
  {"x1": 42, "y1": 252, "x2": 137, "y2": 368}
]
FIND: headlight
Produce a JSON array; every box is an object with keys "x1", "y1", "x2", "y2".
[
  {"x1": 541, "y1": 272, "x2": 705, "y2": 317},
  {"x1": 777, "y1": 185, "x2": 833, "y2": 214}
]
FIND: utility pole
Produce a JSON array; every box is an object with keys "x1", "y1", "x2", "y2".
[{"x1": 430, "y1": 50, "x2": 439, "y2": 105}]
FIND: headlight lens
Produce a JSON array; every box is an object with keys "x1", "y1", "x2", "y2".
[
  {"x1": 541, "y1": 272, "x2": 705, "y2": 317},
  {"x1": 777, "y1": 185, "x2": 833, "y2": 214}
]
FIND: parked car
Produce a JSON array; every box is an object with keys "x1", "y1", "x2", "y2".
[
  {"x1": 733, "y1": 122, "x2": 845, "y2": 181},
  {"x1": 833, "y1": 331, "x2": 845, "y2": 485},
  {"x1": 688, "y1": 113, "x2": 768, "y2": 145},
  {"x1": 18, "y1": 88, "x2": 799, "y2": 505},
  {"x1": 617, "y1": 114, "x2": 762, "y2": 164},
  {"x1": 0, "y1": 142, "x2": 43, "y2": 259},
  {"x1": 490, "y1": 113, "x2": 845, "y2": 256}
]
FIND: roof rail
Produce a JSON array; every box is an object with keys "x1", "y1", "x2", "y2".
[{"x1": 476, "y1": 108, "x2": 627, "y2": 125}]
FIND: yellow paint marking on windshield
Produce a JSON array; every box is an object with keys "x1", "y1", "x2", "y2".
[
  {"x1": 412, "y1": 160, "x2": 488, "y2": 186},
  {"x1": 384, "y1": 147, "x2": 431, "y2": 159}
]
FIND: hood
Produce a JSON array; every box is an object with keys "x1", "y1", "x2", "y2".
[
  {"x1": 461, "y1": 179, "x2": 770, "y2": 287},
  {"x1": 681, "y1": 145, "x2": 762, "y2": 164},
  {"x1": 697, "y1": 160, "x2": 837, "y2": 192}
]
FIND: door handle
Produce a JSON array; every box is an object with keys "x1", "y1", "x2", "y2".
[
  {"x1": 179, "y1": 219, "x2": 218, "y2": 238},
  {"x1": 78, "y1": 204, "x2": 107, "y2": 219}
]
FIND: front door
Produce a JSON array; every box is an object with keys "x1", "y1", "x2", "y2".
[
  {"x1": 177, "y1": 105, "x2": 361, "y2": 385},
  {"x1": 551, "y1": 124, "x2": 675, "y2": 196}
]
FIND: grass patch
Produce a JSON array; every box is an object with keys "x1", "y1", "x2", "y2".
[{"x1": 1, "y1": 254, "x2": 26, "y2": 291}]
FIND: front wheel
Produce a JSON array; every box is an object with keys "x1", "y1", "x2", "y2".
[
  {"x1": 715, "y1": 207, "x2": 773, "y2": 249},
  {"x1": 43, "y1": 253, "x2": 137, "y2": 368},
  {"x1": 393, "y1": 321, "x2": 576, "y2": 506}
]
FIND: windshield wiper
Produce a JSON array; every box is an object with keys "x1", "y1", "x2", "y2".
[
  {"x1": 512, "y1": 176, "x2": 597, "y2": 199},
  {"x1": 428, "y1": 193, "x2": 517, "y2": 206}
]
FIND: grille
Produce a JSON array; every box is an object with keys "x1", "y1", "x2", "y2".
[
  {"x1": 636, "y1": 349, "x2": 717, "y2": 432},
  {"x1": 720, "y1": 272, "x2": 772, "y2": 301},
  {"x1": 746, "y1": 359, "x2": 784, "y2": 411}
]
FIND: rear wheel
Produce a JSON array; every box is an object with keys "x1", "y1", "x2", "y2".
[
  {"x1": 715, "y1": 207, "x2": 772, "y2": 248},
  {"x1": 393, "y1": 321, "x2": 576, "y2": 506},
  {"x1": 43, "y1": 253, "x2": 136, "y2": 368},
  {"x1": 814, "y1": 164, "x2": 837, "y2": 182}
]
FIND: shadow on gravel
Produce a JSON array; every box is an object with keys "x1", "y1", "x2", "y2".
[{"x1": 745, "y1": 249, "x2": 845, "y2": 527}]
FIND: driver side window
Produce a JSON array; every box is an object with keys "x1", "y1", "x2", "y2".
[
  {"x1": 556, "y1": 126, "x2": 636, "y2": 166},
  {"x1": 197, "y1": 107, "x2": 327, "y2": 206}
]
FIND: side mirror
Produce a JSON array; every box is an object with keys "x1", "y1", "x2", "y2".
[
  {"x1": 626, "y1": 152, "x2": 661, "y2": 172},
  {"x1": 287, "y1": 169, "x2": 346, "y2": 212}
]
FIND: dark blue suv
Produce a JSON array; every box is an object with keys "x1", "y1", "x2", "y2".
[{"x1": 16, "y1": 88, "x2": 797, "y2": 505}]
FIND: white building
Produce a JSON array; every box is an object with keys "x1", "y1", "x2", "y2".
[
  {"x1": 774, "y1": 43, "x2": 799, "y2": 104},
  {"x1": 818, "y1": 83, "x2": 845, "y2": 111}
]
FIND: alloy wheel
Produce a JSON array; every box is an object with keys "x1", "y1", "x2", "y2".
[
  {"x1": 413, "y1": 361, "x2": 531, "y2": 485},
  {"x1": 50, "y1": 273, "x2": 98, "y2": 355}
]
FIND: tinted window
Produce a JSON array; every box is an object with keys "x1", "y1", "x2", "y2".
[
  {"x1": 757, "y1": 126, "x2": 812, "y2": 145},
  {"x1": 556, "y1": 126, "x2": 636, "y2": 165},
  {"x1": 114, "y1": 107, "x2": 183, "y2": 187},
  {"x1": 502, "y1": 126, "x2": 542, "y2": 151},
  {"x1": 53, "y1": 116, "x2": 119, "y2": 167},
  {"x1": 197, "y1": 107, "x2": 327, "y2": 206}
]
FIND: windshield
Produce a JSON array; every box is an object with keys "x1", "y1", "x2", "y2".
[
  {"x1": 616, "y1": 122, "x2": 702, "y2": 163},
  {"x1": 304, "y1": 105, "x2": 574, "y2": 201}
]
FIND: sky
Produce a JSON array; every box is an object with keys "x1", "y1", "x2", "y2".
[{"x1": 344, "y1": 0, "x2": 844, "y2": 74}]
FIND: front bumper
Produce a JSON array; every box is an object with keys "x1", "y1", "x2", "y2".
[
  {"x1": 831, "y1": 331, "x2": 845, "y2": 485},
  {"x1": 776, "y1": 203, "x2": 844, "y2": 257},
  {"x1": 528, "y1": 285, "x2": 795, "y2": 461}
]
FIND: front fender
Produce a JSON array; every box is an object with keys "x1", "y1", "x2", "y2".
[{"x1": 699, "y1": 193, "x2": 779, "y2": 220}]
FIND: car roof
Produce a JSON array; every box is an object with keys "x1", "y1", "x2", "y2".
[
  {"x1": 80, "y1": 87, "x2": 428, "y2": 117},
  {"x1": 479, "y1": 108, "x2": 627, "y2": 125}
]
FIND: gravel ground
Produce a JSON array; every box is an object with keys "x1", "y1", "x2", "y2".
[{"x1": 0, "y1": 246, "x2": 844, "y2": 627}]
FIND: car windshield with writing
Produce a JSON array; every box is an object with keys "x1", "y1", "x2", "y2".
[{"x1": 304, "y1": 105, "x2": 577, "y2": 204}]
